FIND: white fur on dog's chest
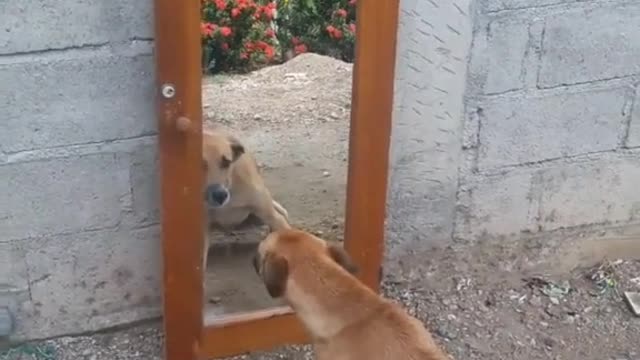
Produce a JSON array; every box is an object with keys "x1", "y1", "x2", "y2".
[{"x1": 207, "y1": 206, "x2": 252, "y2": 228}]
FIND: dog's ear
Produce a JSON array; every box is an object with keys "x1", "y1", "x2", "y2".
[
  {"x1": 227, "y1": 135, "x2": 245, "y2": 161},
  {"x1": 262, "y1": 253, "x2": 289, "y2": 298},
  {"x1": 327, "y1": 244, "x2": 358, "y2": 275}
]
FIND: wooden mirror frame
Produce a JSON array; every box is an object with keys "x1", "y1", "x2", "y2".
[{"x1": 154, "y1": 0, "x2": 399, "y2": 359}]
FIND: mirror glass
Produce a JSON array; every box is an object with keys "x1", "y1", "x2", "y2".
[{"x1": 199, "y1": 0, "x2": 357, "y2": 320}]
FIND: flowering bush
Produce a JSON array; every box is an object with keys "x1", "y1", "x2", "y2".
[
  {"x1": 275, "y1": 0, "x2": 356, "y2": 62},
  {"x1": 200, "y1": 0, "x2": 357, "y2": 73},
  {"x1": 201, "y1": 0, "x2": 279, "y2": 73}
]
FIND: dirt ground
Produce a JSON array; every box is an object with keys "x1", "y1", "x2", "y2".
[
  {"x1": 2, "y1": 54, "x2": 640, "y2": 360},
  {"x1": 3, "y1": 256, "x2": 639, "y2": 360}
]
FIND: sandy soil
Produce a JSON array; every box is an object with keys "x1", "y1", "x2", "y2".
[{"x1": 2, "y1": 54, "x2": 639, "y2": 360}]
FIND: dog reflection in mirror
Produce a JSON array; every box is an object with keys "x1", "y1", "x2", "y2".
[
  {"x1": 252, "y1": 229, "x2": 449, "y2": 360},
  {"x1": 202, "y1": 127, "x2": 290, "y2": 273}
]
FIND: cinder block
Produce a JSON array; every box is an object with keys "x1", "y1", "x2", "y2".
[
  {"x1": 539, "y1": 4, "x2": 640, "y2": 88},
  {"x1": 482, "y1": 0, "x2": 575, "y2": 12},
  {"x1": 483, "y1": 18, "x2": 529, "y2": 94},
  {"x1": 0, "y1": 153, "x2": 130, "y2": 241},
  {"x1": 478, "y1": 89, "x2": 627, "y2": 170},
  {"x1": 128, "y1": 143, "x2": 160, "y2": 225},
  {"x1": 539, "y1": 156, "x2": 640, "y2": 230},
  {"x1": 0, "y1": 242, "x2": 29, "y2": 294},
  {"x1": 0, "y1": 0, "x2": 153, "y2": 54},
  {"x1": 0, "y1": 53, "x2": 156, "y2": 153},
  {"x1": 628, "y1": 89, "x2": 640, "y2": 148},
  {"x1": 455, "y1": 171, "x2": 536, "y2": 240},
  {"x1": 18, "y1": 226, "x2": 161, "y2": 339}
]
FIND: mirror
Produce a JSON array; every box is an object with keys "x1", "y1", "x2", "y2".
[{"x1": 198, "y1": 0, "x2": 357, "y2": 319}]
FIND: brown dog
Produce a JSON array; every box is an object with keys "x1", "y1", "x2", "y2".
[
  {"x1": 252, "y1": 229, "x2": 449, "y2": 360},
  {"x1": 202, "y1": 127, "x2": 290, "y2": 271}
]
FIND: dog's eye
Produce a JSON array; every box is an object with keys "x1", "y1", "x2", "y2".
[{"x1": 220, "y1": 156, "x2": 231, "y2": 169}]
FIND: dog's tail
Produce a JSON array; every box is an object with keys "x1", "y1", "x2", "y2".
[{"x1": 272, "y1": 200, "x2": 289, "y2": 221}]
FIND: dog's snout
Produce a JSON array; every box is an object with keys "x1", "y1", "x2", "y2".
[{"x1": 205, "y1": 184, "x2": 229, "y2": 207}]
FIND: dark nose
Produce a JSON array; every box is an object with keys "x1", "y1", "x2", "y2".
[{"x1": 205, "y1": 184, "x2": 229, "y2": 206}]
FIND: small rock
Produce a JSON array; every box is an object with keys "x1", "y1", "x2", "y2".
[
  {"x1": 435, "y1": 326, "x2": 458, "y2": 340},
  {"x1": 623, "y1": 291, "x2": 640, "y2": 316},
  {"x1": 542, "y1": 336, "x2": 556, "y2": 348},
  {"x1": 529, "y1": 295, "x2": 542, "y2": 307},
  {"x1": 549, "y1": 297, "x2": 560, "y2": 305},
  {"x1": 322, "y1": 171, "x2": 331, "y2": 177}
]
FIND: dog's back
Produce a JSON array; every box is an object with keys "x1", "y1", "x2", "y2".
[
  {"x1": 314, "y1": 299, "x2": 448, "y2": 360},
  {"x1": 253, "y1": 230, "x2": 449, "y2": 360}
]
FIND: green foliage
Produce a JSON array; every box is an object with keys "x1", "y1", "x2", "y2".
[{"x1": 275, "y1": 0, "x2": 356, "y2": 61}]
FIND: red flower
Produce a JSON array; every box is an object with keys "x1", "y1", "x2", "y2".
[
  {"x1": 348, "y1": 23, "x2": 356, "y2": 33},
  {"x1": 259, "y1": 3, "x2": 275, "y2": 20},
  {"x1": 348, "y1": 0, "x2": 356, "y2": 5},
  {"x1": 291, "y1": 36, "x2": 301, "y2": 45},
  {"x1": 231, "y1": 7, "x2": 241, "y2": 18},
  {"x1": 294, "y1": 44, "x2": 308, "y2": 55},
  {"x1": 220, "y1": 26, "x2": 232, "y2": 37},
  {"x1": 237, "y1": 0, "x2": 251, "y2": 9},
  {"x1": 262, "y1": 8, "x2": 274, "y2": 20},
  {"x1": 244, "y1": 42, "x2": 254, "y2": 51},
  {"x1": 221, "y1": 42, "x2": 230, "y2": 51},
  {"x1": 240, "y1": 52, "x2": 249, "y2": 60},
  {"x1": 256, "y1": 40, "x2": 268, "y2": 50},
  {"x1": 265, "y1": 28, "x2": 275, "y2": 38},
  {"x1": 326, "y1": 25, "x2": 343, "y2": 39},
  {"x1": 214, "y1": 0, "x2": 226, "y2": 10},
  {"x1": 335, "y1": 9, "x2": 348, "y2": 18},
  {"x1": 200, "y1": 22, "x2": 215, "y2": 37},
  {"x1": 264, "y1": 45, "x2": 275, "y2": 60}
]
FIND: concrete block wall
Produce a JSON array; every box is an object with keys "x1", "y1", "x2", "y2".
[
  {"x1": 457, "y1": 0, "x2": 640, "y2": 241},
  {"x1": 387, "y1": 0, "x2": 640, "y2": 275},
  {"x1": 0, "y1": 0, "x2": 160, "y2": 341}
]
